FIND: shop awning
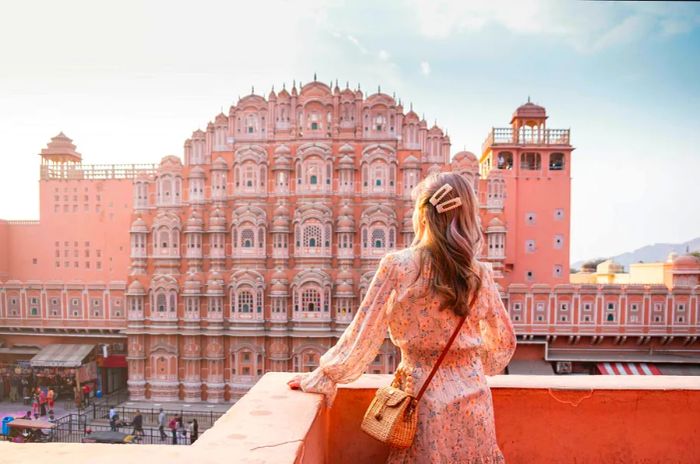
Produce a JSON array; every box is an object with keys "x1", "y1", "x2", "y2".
[
  {"x1": 507, "y1": 359, "x2": 555, "y2": 375},
  {"x1": 30, "y1": 344, "x2": 95, "y2": 368},
  {"x1": 596, "y1": 362, "x2": 661, "y2": 375}
]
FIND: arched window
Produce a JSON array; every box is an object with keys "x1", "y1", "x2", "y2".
[
  {"x1": 497, "y1": 152, "x2": 513, "y2": 170},
  {"x1": 549, "y1": 153, "x2": 565, "y2": 171},
  {"x1": 303, "y1": 225, "x2": 322, "y2": 247},
  {"x1": 156, "y1": 293, "x2": 166, "y2": 312},
  {"x1": 241, "y1": 228, "x2": 254, "y2": 248},
  {"x1": 520, "y1": 152, "x2": 541, "y2": 170},
  {"x1": 238, "y1": 290, "x2": 253, "y2": 313},
  {"x1": 607, "y1": 313, "x2": 614, "y2": 322},
  {"x1": 371, "y1": 229, "x2": 385, "y2": 248},
  {"x1": 302, "y1": 288, "x2": 321, "y2": 312},
  {"x1": 246, "y1": 114, "x2": 257, "y2": 133}
]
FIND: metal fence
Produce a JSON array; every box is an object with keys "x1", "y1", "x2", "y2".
[
  {"x1": 83, "y1": 403, "x2": 221, "y2": 431},
  {"x1": 51, "y1": 413, "x2": 193, "y2": 445}
]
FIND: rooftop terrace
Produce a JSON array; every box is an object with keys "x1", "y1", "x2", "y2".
[{"x1": 2, "y1": 373, "x2": 699, "y2": 463}]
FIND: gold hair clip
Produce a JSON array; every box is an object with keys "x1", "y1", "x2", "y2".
[{"x1": 429, "y1": 184, "x2": 463, "y2": 213}]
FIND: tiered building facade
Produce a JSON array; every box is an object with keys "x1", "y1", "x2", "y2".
[{"x1": 1, "y1": 79, "x2": 698, "y2": 402}]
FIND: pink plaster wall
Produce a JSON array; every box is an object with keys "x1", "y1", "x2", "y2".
[{"x1": 6, "y1": 178, "x2": 134, "y2": 281}]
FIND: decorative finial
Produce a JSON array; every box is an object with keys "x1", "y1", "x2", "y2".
[
  {"x1": 346, "y1": 81, "x2": 349, "y2": 89},
  {"x1": 314, "y1": 72, "x2": 317, "y2": 81},
  {"x1": 293, "y1": 80, "x2": 296, "y2": 88},
  {"x1": 335, "y1": 79, "x2": 339, "y2": 87},
  {"x1": 392, "y1": 92, "x2": 396, "y2": 99},
  {"x1": 410, "y1": 102, "x2": 413, "y2": 111},
  {"x1": 378, "y1": 85, "x2": 381, "y2": 93},
  {"x1": 527, "y1": 95, "x2": 531, "y2": 103},
  {"x1": 251, "y1": 85, "x2": 254, "y2": 94},
  {"x1": 282, "y1": 82, "x2": 286, "y2": 89}
]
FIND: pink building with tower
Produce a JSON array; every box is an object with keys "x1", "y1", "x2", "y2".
[{"x1": 1, "y1": 78, "x2": 699, "y2": 402}]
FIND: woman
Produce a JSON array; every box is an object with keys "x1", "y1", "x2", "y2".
[
  {"x1": 188, "y1": 418, "x2": 199, "y2": 444},
  {"x1": 288, "y1": 172, "x2": 516, "y2": 463}
]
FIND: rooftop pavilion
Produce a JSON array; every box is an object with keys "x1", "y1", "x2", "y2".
[{"x1": 2, "y1": 373, "x2": 699, "y2": 463}]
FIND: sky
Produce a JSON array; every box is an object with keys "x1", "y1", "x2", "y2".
[{"x1": 0, "y1": 0, "x2": 699, "y2": 262}]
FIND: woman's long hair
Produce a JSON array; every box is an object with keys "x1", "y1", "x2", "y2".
[{"x1": 411, "y1": 172, "x2": 483, "y2": 316}]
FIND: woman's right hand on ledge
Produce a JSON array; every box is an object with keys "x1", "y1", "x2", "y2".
[{"x1": 287, "y1": 374, "x2": 303, "y2": 390}]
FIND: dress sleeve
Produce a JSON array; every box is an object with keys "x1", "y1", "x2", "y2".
[
  {"x1": 300, "y1": 253, "x2": 397, "y2": 406},
  {"x1": 478, "y1": 264, "x2": 517, "y2": 376}
]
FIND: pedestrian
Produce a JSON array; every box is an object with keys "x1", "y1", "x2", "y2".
[
  {"x1": 47, "y1": 388, "x2": 55, "y2": 411},
  {"x1": 158, "y1": 408, "x2": 167, "y2": 441},
  {"x1": 168, "y1": 416, "x2": 177, "y2": 445},
  {"x1": 132, "y1": 409, "x2": 144, "y2": 440},
  {"x1": 176, "y1": 415, "x2": 186, "y2": 443},
  {"x1": 81, "y1": 384, "x2": 91, "y2": 407},
  {"x1": 39, "y1": 388, "x2": 47, "y2": 416},
  {"x1": 109, "y1": 406, "x2": 118, "y2": 431},
  {"x1": 31, "y1": 394, "x2": 39, "y2": 418},
  {"x1": 189, "y1": 418, "x2": 199, "y2": 444}
]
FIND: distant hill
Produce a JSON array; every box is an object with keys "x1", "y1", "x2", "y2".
[{"x1": 572, "y1": 237, "x2": 700, "y2": 271}]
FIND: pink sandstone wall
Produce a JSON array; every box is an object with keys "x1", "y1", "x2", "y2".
[
  {"x1": 0, "y1": 220, "x2": 8, "y2": 280},
  {"x1": 6, "y1": 178, "x2": 134, "y2": 282}
]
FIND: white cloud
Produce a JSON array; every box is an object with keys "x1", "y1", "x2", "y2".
[
  {"x1": 420, "y1": 61, "x2": 431, "y2": 75},
  {"x1": 408, "y1": 0, "x2": 700, "y2": 53},
  {"x1": 346, "y1": 34, "x2": 369, "y2": 54},
  {"x1": 378, "y1": 49, "x2": 390, "y2": 61}
]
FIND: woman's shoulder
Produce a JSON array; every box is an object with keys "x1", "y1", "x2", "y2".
[
  {"x1": 382, "y1": 247, "x2": 420, "y2": 271},
  {"x1": 474, "y1": 259, "x2": 494, "y2": 279}
]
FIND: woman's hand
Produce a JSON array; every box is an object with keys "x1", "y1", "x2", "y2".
[{"x1": 287, "y1": 374, "x2": 303, "y2": 390}]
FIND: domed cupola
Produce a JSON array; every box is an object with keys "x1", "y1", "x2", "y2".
[
  {"x1": 272, "y1": 203, "x2": 291, "y2": 231},
  {"x1": 130, "y1": 216, "x2": 148, "y2": 233},
  {"x1": 185, "y1": 211, "x2": 204, "y2": 233},
  {"x1": 208, "y1": 208, "x2": 226, "y2": 232}
]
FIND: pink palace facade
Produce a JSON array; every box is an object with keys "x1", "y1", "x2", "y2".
[{"x1": 1, "y1": 79, "x2": 699, "y2": 402}]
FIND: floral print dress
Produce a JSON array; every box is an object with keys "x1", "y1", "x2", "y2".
[{"x1": 300, "y1": 248, "x2": 517, "y2": 463}]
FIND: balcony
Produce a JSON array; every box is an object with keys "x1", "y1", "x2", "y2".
[
  {"x1": 482, "y1": 127, "x2": 570, "y2": 153},
  {"x1": 4, "y1": 373, "x2": 698, "y2": 463}
]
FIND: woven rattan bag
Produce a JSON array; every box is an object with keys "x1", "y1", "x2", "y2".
[{"x1": 360, "y1": 312, "x2": 468, "y2": 449}]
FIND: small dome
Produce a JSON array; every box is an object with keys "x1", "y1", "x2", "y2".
[
  {"x1": 337, "y1": 215, "x2": 354, "y2": 229},
  {"x1": 186, "y1": 212, "x2": 203, "y2": 231},
  {"x1": 270, "y1": 268, "x2": 288, "y2": 293},
  {"x1": 453, "y1": 151, "x2": 478, "y2": 163},
  {"x1": 338, "y1": 155, "x2": 354, "y2": 166},
  {"x1": 512, "y1": 101, "x2": 547, "y2": 122},
  {"x1": 130, "y1": 217, "x2": 148, "y2": 233},
  {"x1": 40, "y1": 132, "x2": 82, "y2": 163},
  {"x1": 158, "y1": 155, "x2": 183, "y2": 170},
  {"x1": 673, "y1": 254, "x2": 700, "y2": 270},
  {"x1": 486, "y1": 217, "x2": 506, "y2": 233},
  {"x1": 184, "y1": 272, "x2": 203, "y2": 292},
  {"x1": 212, "y1": 157, "x2": 228, "y2": 170},
  {"x1": 127, "y1": 280, "x2": 145, "y2": 295},
  {"x1": 188, "y1": 166, "x2": 205, "y2": 178},
  {"x1": 339, "y1": 143, "x2": 354, "y2": 154},
  {"x1": 402, "y1": 155, "x2": 420, "y2": 167},
  {"x1": 339, "y1": 203, "x2": 353, "y2": 217},
  {"x1": 272, "y1": 204, "x2": 291, "y2": 228},
  {"x1": 275, "y1": 144, "x2": 291, "y2": 155},
  {"x1": 208, "y1": 209, "x2": 226, "y2": 229}
]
